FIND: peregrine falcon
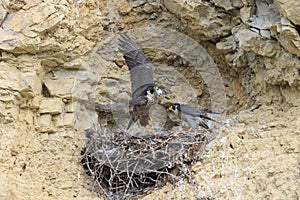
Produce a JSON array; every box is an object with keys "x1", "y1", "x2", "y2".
[
  {"x1": 168, "y1": 103, "x2": 220, "y2": 130},
  {"x1": 119, "y1": 34, "x2": 168, "y2": 130}
]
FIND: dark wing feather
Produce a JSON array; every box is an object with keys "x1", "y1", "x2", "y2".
[
  {"x1": 131, "y1": 83, "x2": 155, "y2": 100},
  {"x1": 128, "y1": 96, "x2": 148, "y2": 106},
  {"x1": 179, "y1": 104, "x2": 206, "y2": 117},
  {"x1": 119, "y1": 34, "x2": 154, "y2": 98},
  {"x1": 180, "y1": 104, "x2": 221, "y2": 124}
]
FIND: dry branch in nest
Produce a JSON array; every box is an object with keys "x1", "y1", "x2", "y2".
[{"x1": 81, "y1": 127, "x2": 208, "y2": 199}]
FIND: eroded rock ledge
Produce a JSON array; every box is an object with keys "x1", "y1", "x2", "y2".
[{"x1": 0, "y1": 0, "x2": 299, "y2": 199}]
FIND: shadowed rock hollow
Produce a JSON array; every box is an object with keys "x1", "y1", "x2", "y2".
[{"x1": 0, "y1": 0, "x2": 299, "y2": 199}]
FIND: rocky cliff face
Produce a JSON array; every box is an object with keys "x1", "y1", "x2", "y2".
[{"x1": 0, "y1": 0, "x2": 299, "y2": 199}]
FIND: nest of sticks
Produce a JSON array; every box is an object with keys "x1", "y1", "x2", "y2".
[{"x1": 81, "y1": 104, "x2": 210, "y2": 199}]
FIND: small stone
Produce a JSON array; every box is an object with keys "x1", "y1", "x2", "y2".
[
  {"x1": 115, "y1": 53, "x2": 125, "y2": 67},
  {"x1": 117, "y1": 0, "x2": 132, "y2": 15},
  {"x1": 20, "y1": 72, "x2": 42, "y2": 98},
  {"x1": 268, "y1": 167, "x2": 275, "y2": 176},
  {"x1": 128, "y1": 0, "x2": 146, "y2": 8},
  {"x1": 63, "y1": 58, "x2": 83, "y2": 69},
  {"x1": 104, "y1": 79, "x2": 118, "y2": 87},
  {"x1": 39, "y1": 98, "x2": 64, "y2": 114},
  {"x1": 143, "y1": 3, "x2": 154, "y2": 13},
  {"x1": 44, "y1": 78, "x2": 75, "y2": 98},
  {"x1": 150, "y1": 13, "x2": 158, "y2": 19},
  {"x1": 65, "y1": 102, "x2": 74, "y2": 113},
  {"x1": 39, "y1": 114, "x2": 52, "y2": 126},
  {"x1": 0, "y1": 63, "x2": 20, "y2": 91},
  {"x1": 31, "y1": 96, "x2": 42, "y2": 109},
  {"x1": 216, "y1": 36, "x2": 236, "y2": 53},
  {"x1": 63, "y1": 113, "x2": 75, "y2": 126},
  {"x1": 53, "y1": 114, "x2": 64, "y2": 127}
]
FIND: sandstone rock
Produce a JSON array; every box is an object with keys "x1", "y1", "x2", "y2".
[
  {"x1": 281, "y1": 87, "x2": 300, "y2": 107},
  {"x1": 0, "y1": 102, "x2": 5, "y2": 118},
  {"x1": 2, "y1": 3, "x2": 64, "y2": 38},
  {"x1": 0, "y1": 3, "x2": 64, "y2": 54},
  {"x1": 275, "y1": 0, "x2": 300, "y2": 25},
  {"x1": 3, "y1": 0, "x2": 25, "y2": 11},
  {"x1": 53, "y1": 113, "x2": 74, "y2": 127},
  {"x1": 39, "y1": 98, "x2": 64, "y2": 114},
  {"x1": 19, "y1": 109, "x2": 34, "y2": 125},
  {"x1": 63, "y1": 58, "x2": 83, "y2": 69},
  {"x1": 0, "y1": 63, "x2": 20, "y2": 91},
  {"x1": 149, "y1": 104, "x2": 167, "y2": 132},
  {"x1": 0, "y1": 29, "x2": 41, "y2": 53},
  {"x1": 40, "y1": 56, "x2": 64, "y2": 67},
  {"x1": 116, "y1": 0, "x2": 132, "y2": 15},
  {"x1": 162, "y1": 0, "x2": 232, "y2": 40},
  {"x1": 128, "y1": 0, "x2": 147, "y2": 8},
  {"x1": 102, "y1": 6, "x2": 120, "y2": 32},
  {"x1": 179, "y1": 107, "x2": 300, "y2": 200},
  {"x1": 52, "y1": 70, "x2": 80, "y2": 79},
  {"x1": 20, "y1": 72, "x2": 42, "y2": 98},
  {"x1": 43, "y1": 78, "x2": 75, "y2": 98},
  {"x1": 39, "y1": 114, "x2": 52, "y2": 126},
  {"x1": 73, "y1": 107, "x2": 99, "y2": 132},
  {"x1": 22, "y1": 0, "x2": 39, "y2": 10},
  {"x1": 236, "y1": 29, "x2": 278, "y2": 57},
  {"x1": 275, "y1": 19, "x2": 300, "y2": 57},
  {"x1": 1, "y1": 0, "x2": 300, "y2": 199},
  {"x1": 65, "y1": 102, "x2": 74, "y2": 113},
  {"x1": 212, "y1": 0, "x2": 243, "y2": 10},
  {"x1": 63, "y1": 113, "x2": 75, "y2": 126},
  {"x1": 30, "y1": 96, "x2": 42, "y2": 109},
  {"x1": 239, "y1": 6, "x2": 252, "y2": 24},
  {"x1": 0, "y1": 4, "x2": 7, "y2": 25},
  {"x1": 0, "y1": 173, "x2": 8, "y2": 199},
  {"x1": 216, "y1": 36, "x2": 236, "y2": 53},
  {"x1": 53, "y1": 114, "x2": 63, "y2": 127},
  {"x1": 39, "y1": 38, "x2": 61, "y2": 52},
  {"x1": 239, "y1": 0, "x2": 300, "y2": 58},
  {"x1": 0, "y1": 90, "x2": 19, "y2": 103},
  {"x1": 262, "y1": 51, "x2": 300, "y2": 87},
  {"x1": 249, "y1": 1, "x2": 281, "y2": 29}
]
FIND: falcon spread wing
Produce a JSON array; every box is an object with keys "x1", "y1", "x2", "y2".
[{"x1": 119, "y1": 34, "x2": 154, "y2": 100}]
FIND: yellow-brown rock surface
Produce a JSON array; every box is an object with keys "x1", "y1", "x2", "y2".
[{"x1": 0, "y1": 0, "x2": 299, "y2": 199}]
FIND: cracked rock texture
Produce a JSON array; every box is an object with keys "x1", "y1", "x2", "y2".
[{"x1": 0, "y1": 0, "x2": 299, "y2": 199}]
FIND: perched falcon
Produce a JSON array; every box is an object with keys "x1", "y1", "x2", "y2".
[{"x1": 168, "y1": 103, "x2": 220, "y2": 130}]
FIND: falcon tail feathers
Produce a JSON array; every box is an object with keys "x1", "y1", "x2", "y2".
[{"x1": 200, "y1": 115, "x2": 222, "y2": 124}]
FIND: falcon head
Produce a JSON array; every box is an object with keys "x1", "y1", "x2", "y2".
[
  {"x1": 168, "y1": 103, "x2": 180, "y2": 115},
  {"x1": 151, "y1": 86, "x2": 169, "y2": 97}
]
